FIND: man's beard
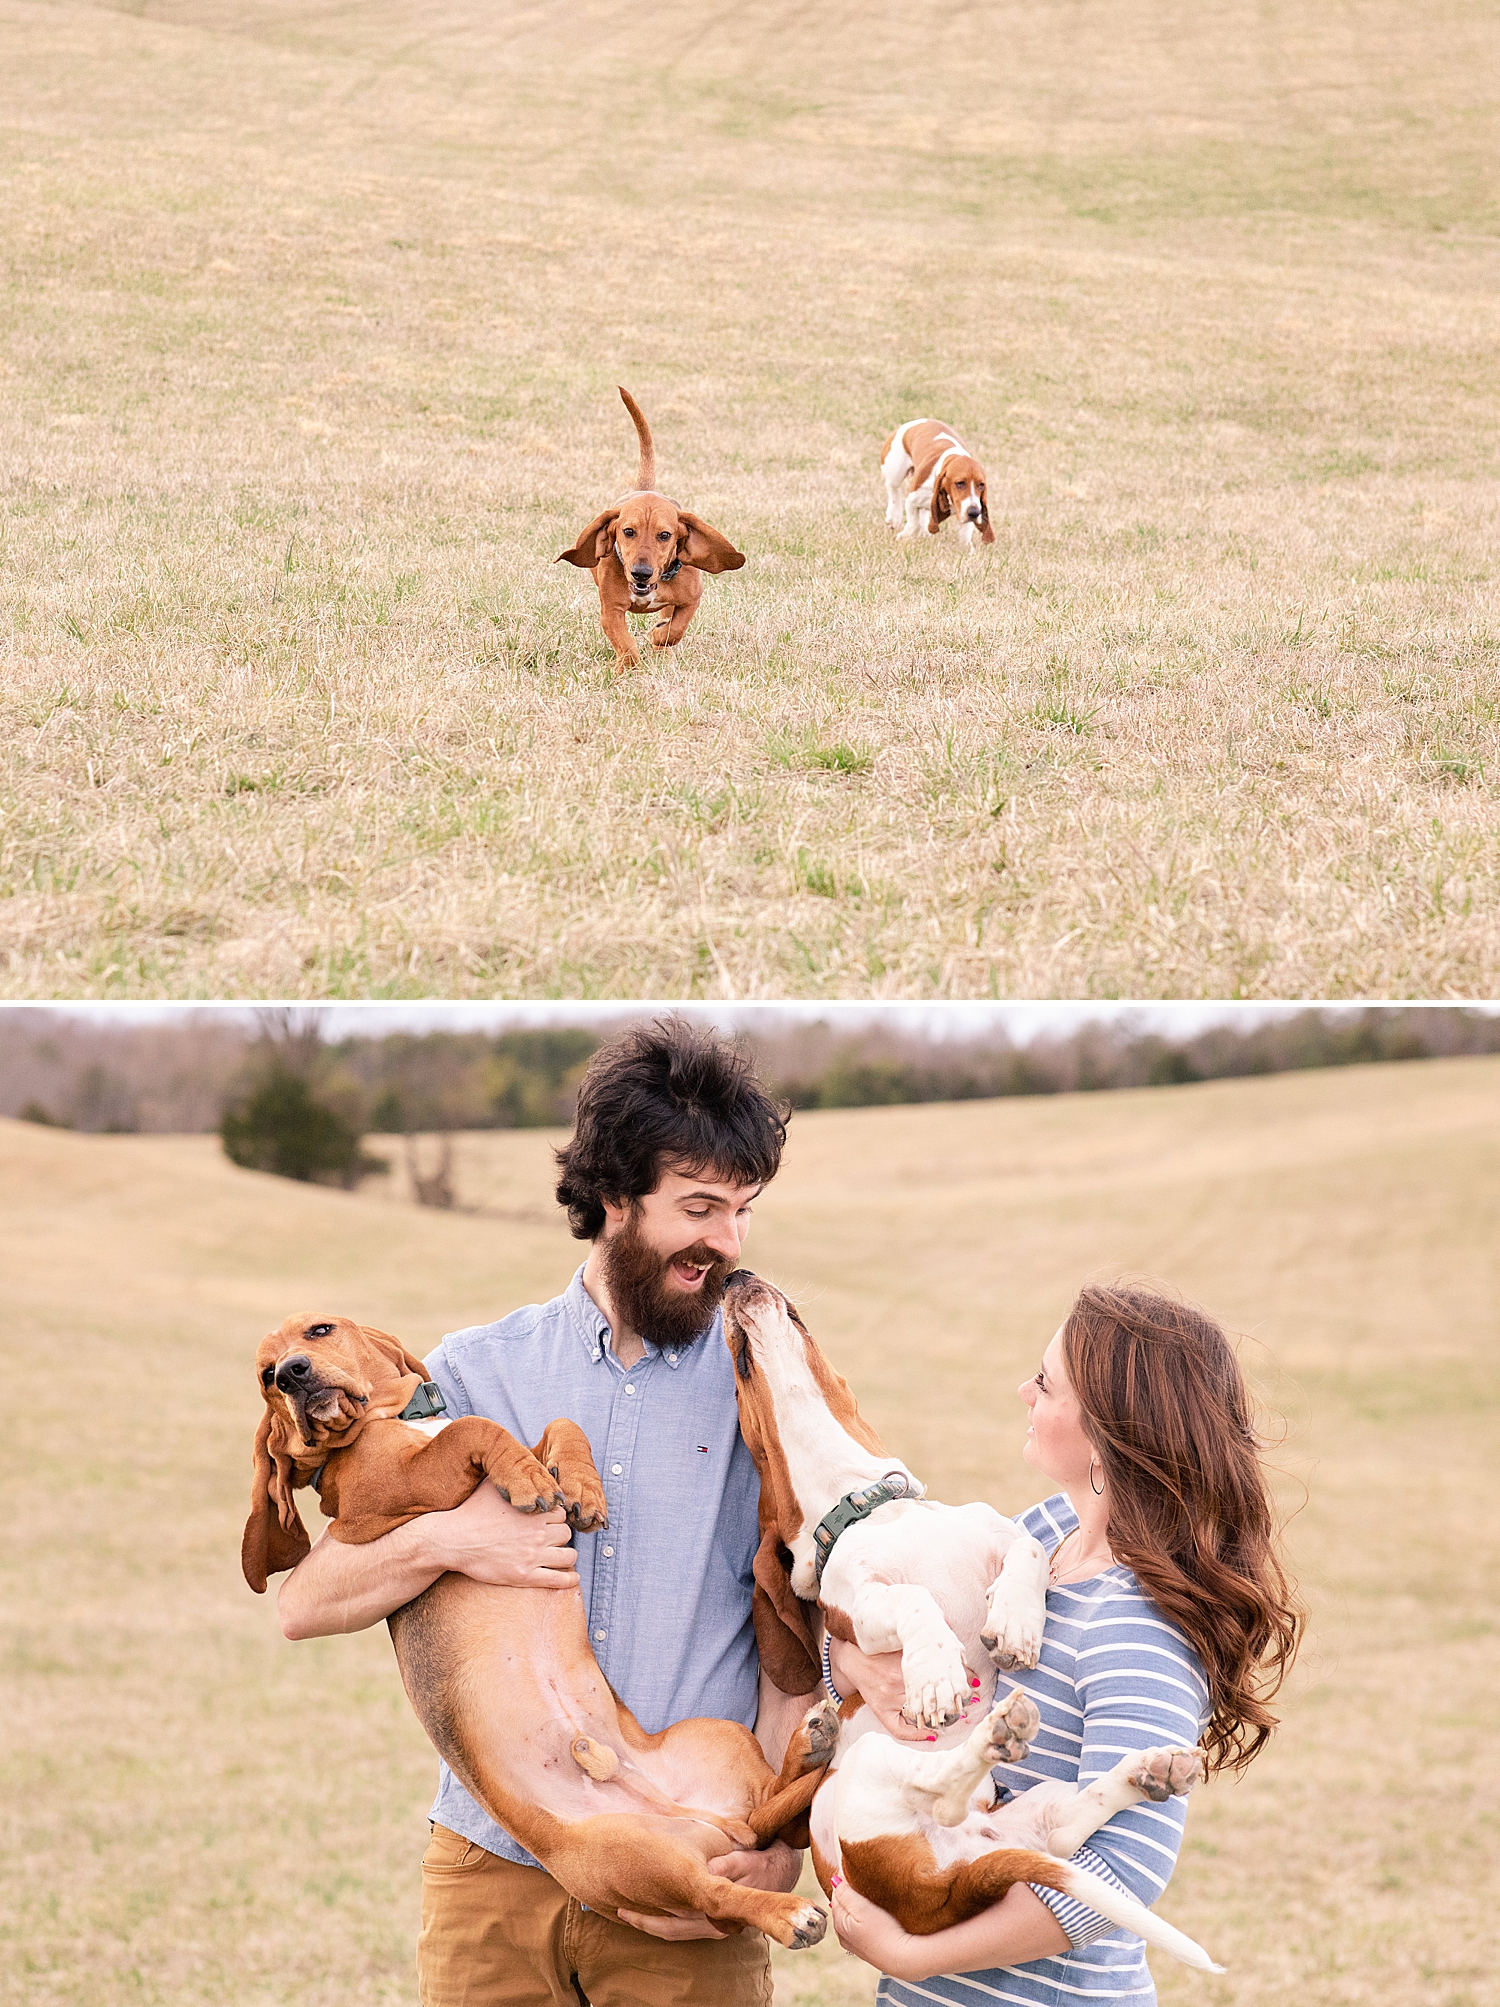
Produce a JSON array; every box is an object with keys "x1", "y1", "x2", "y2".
[{"x1": 597, "y1": 1213, "x2": 736, "y2": 1353}]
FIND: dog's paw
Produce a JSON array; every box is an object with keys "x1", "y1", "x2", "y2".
[
  {"x1": 1127, "y1": 1747, "x2": 1204, "y2": 1802},
  {"x1": 979, "y1": 1687, "x2": 1041, "y2": 1766},
  {"x1": 981, "y1": 1578, "x2": 1045, "y2": 1672},
  {"x1": 799, "y1": 1697, "x2": 841, "y2": 1770},
  {"x1": 785, "y1": 1901, "x2": 828, "y2": 1950},
  {"x1": 903, "y1": 1635, "x2": 971, "y2": 1730}
]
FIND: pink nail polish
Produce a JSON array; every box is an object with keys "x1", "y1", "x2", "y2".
[
  {"x1": 926, "y1": 1733, "x2": 937, "y2": 1741},
  {"x1": 970, "y1": 1677, "x2": 981, "y2": 1688}
]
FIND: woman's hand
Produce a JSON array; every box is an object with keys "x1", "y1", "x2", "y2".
[
  {"x1": 830, "y1": 1875, "x2": 934, "y2": 1981},
  {"x1": 826, "y1": 1638, "x2": 931, "y2": 1742},
  {"x1": 618, "y1": 1841, "x2": 802, "y2": 1939}
]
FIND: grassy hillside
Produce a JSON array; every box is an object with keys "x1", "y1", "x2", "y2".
[
  {"x1": 3, "y1": 1057, "x2": 1498, "y2": 2005},
  {"x1": 2, "y1": 0, "x2": 1498, "y2": 996}
]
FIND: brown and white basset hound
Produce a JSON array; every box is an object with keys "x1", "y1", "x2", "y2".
[
  {"x1": 556, "y1": 387, "x2": 746, "y2": 672},
  {"x1": 721, "y1": 1274, "x2": 1222, "y2": 1973},
  {"x1": 881, "y1": 418, "x2": 995, "y2": 549},
  {"x1": 242, "y1": 1313, "x2": 836, "y2": 1949}
]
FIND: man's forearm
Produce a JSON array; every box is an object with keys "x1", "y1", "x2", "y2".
[
  {"x1": 278, "y1": 1518, "x2": 444, "y2": 1639},
  {"x1": 754, "y1": 1666, "x2": 825, "y2": 1769}
]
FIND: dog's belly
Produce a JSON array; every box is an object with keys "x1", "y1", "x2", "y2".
[{"x1": 388, "y1": 1574, "x2": 766, "y2": 1838}]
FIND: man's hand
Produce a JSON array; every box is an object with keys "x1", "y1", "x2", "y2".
[
  {"x1": 425, "y1": 1488, "x2": 580, "y2": 1590},
  {"x1": 827, "y1": 1638, "x2": 930, "y2": 1742},
  {"x1": 618, "y1": 1841, "x2": 802, "y2": 1940},
  {"x1": 278, "y1": 1482, "x2": 579, "y2": 1639}
]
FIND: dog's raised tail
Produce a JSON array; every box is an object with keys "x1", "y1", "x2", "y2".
[
  {"x1": 619, "y1": 386, "x2": 656, "y2": 492},
  {"x1": 1046, "y1": 1859, "x2": 1224, "y2": 1973}
]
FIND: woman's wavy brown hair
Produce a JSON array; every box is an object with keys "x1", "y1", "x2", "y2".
[{"x1": 1061, "y1": 1282, "x2": 1304, "y2": 1775}]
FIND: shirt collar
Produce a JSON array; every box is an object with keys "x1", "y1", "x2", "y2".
[{"x1": 560, "y1": 1264, "x2": 710, "y2": 1371}]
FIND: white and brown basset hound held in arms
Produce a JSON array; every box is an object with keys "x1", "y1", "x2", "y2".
[
  {"x1": 556, "y1": 387, "x2": 745, "y2": 672},
  {"x1": 721, "y1": 1272, "x2": 1223, "y2": 1973},
  {"x1": 243, "y1": 1313, "x2": 837, "y2": 1949},
  {"x1": 881, "y1": 418, "x2": 995, "y2": 549}
]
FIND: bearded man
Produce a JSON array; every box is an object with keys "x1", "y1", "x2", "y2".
[{"x1": 276, "y1": 1017, "x2": 821, "y2": 2007}]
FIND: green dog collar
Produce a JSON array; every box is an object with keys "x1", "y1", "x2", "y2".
[
  {"x1": 398, "y1": 1381, "x2": 448, "y2": 1422},
  {"x1": 811, "y1": 1470, "x2": 923, "y2": 1585}
]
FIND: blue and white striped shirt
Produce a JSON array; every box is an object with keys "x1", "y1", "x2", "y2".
[
  {"x1": 422, "y1": 1266, "x2": 763, "y2": 1868},
  {"x1": 878, "y1": 1495, "x2": 1210, "y2": 2007}
]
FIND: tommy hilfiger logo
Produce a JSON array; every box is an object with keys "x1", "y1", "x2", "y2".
[{"x1": 695, "y1": 1445, "x2": 709, "y2": 1454}]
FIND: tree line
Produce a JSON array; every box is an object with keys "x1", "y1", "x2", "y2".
[{"x1": 2, "y1": 1007, "x2": 1497, "y2": 1178}]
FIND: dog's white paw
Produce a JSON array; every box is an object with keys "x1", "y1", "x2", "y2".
[
  {"x1": 903, "y1": 1635, "x2": 971, "y2": 1730},
  {"x1": 1127, "y1": 1746, "x2": 1204, "y2": 1802},
  {"x1": 981, "y1": 1579, "x2": 1045, "y2": 1671},
  {"x1": 979, "y1": 1687, "x2": 1041, "y2": 1765}
]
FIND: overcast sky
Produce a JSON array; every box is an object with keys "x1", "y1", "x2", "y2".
[{"x1": 4, "y1": 1001, "x2": 1492, "y2": 1043}]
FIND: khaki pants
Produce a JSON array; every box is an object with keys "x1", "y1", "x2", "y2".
[{"x1": 416, "y1": 1826, "x2": 774, "y2": 2007}]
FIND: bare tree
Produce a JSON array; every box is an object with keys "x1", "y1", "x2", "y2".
[{"x1": 404, "y1": 1134, "x2": 457, "y2": 1210}]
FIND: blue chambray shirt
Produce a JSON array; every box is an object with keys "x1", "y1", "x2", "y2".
[{"x1": 422, "y1": 1265, "x2": 763, "y2": 1867}]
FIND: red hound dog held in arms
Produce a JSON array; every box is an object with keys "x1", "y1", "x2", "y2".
[
  {"x1": 242, "y1": 1313, "x2": 837, "y2": 1949},
  {"x1": 881, "y1": 418, "x2": 995, "y2": 549},
  {"x1": 556, "y1": 387, "x2": 746, "y2": 672},
  {"x1": 721, "y1": 1273, "x2": 1224, "y2": 1973}
]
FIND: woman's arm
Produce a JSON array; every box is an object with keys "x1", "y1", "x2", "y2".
[
  {"x1": 832, "y1": 1877, "x2": 1068, "y2": 1981},
  {"x1": 825, "y1": 1637, "x2": 930, "y2": 1741}
]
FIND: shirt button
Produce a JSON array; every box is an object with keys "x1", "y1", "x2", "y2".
[
  {"x1": 624, "y1": 1384, "x2": 636, "y2": 1396},
  {"x1": 602, "y1": 1545, "x2": 614, "y2": 1557},
  {"x1": 611, "y1": 1463, "x2": 622, "y2": 1475},
  {"x1": 594, "y1": 1629, "x2": 607, "y2": 1641}
]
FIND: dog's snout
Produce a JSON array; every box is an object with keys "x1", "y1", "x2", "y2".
[
  {"x1": 275, "y1": 1353, "x2": 313, "y2": 1391},
  {"x1": 725, "y1": 1269, "x2": 757, "y2": 1290},
  {"x1": 630, "y1": 564, "x2": 653, "y2": 585}
]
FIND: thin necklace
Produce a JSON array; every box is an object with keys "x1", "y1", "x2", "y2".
[{"x1": 1047, "y1": 1528, "x2": 1082, "y2": 1585}]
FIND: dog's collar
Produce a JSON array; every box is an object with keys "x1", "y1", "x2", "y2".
[
  {"x1": 811, "y1": 1471, "x2": 924, "y2": 1585},
  {"x1": 307, "y1": 1382, "x2": 445, "y2": 1491},
  {"x1": 617, "y1": 547, "x2": 684, "y2": 586},
  {"x1": 398, "y1": 1380, "x2": 448, "y2": 1421}
]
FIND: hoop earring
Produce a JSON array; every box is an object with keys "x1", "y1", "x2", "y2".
[{"x1": 1089, "y1": 1458, "x2": 1104, "y2": 1497}]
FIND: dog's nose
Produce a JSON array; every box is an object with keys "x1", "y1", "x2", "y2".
[
  {"x1": 725, "y1": 1269, "x2": 757, "y2": 1289},
  {"x1": 630, "y1": 565, "x2": 652, "y2": 585},
  {"x1": 275, "y1": 1353, "x2": 313, "y2": 1391}
]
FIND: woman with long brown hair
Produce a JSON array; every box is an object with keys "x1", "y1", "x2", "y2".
[{"x1": 824, "y1": 1283, "x2": 1303, "y2": 2006}]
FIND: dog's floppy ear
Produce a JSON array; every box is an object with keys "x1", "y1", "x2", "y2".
[
  {"x1": 751, "y1": 1524, "x2": 821, "y2": 1695},
  {"x1": 929, "y1": 469, "x2": 952, "y2": 531},
  {"x1": 977, "y1": 482, "x2": 996, "y2": 545},
  {"x1": 555, "y1": 510, "x2": 619, "y2": 568},
  {"x1": 676, "y1": 512, "x2": 745, "y2": 575},
  {"x1": 359, "y1": 1323, "x2": 432, "y2": 1383},
  {"x1": 242, "y1": 1405, "x2": 312, "y2": 1594}
]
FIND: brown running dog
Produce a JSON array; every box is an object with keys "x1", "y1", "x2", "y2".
[
  {"x1": 241, "y1": 1312, "x2": 837, "y2": 1948},
  {"x1": 556, "y1": 387, "x2": 745, "y2": 671}
]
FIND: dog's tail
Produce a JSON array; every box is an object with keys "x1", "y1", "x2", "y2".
[
  {"x1": 619, "y1": 386, "x2": 655, "y2": 492},
  {"x1": 1040, "y1": 1858, "x2": 1224, "y2": 1973}
]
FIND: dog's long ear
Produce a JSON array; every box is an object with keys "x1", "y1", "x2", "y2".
[
  {"x1": 751, "y1": 1524, "x2": 821, "y2": 1695},
  {"x1": 242, "y1": 1405, "x2": 312, "y2": 1594},
  {"x1": 676, "y1": 512, "x2": 746, "y2": 575},
  {"x1": 359, "y1": 1324, "x2": 432, "y2": 1384},
  {"x1": 929, "y1": 469, "x2": 952, "y2": 531},
  {"x1": 978, "y1": 482, "x2": 996, "y2": 545},
  {"x1": 555, "y1": 510, "x2": 619, "y2": 568}
]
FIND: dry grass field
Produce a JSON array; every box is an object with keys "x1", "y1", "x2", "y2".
[
  {"x1": 2, "y1": 0, "x2": 1498, "y2": 998},
  {"x1": 4, "y1": 1056, "x2": 1499, "y2": 2006}
]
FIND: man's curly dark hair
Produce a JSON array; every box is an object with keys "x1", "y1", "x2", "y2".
[{"x1": 554, "y1": 1017, "x2": 788, "y2": 1240}]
